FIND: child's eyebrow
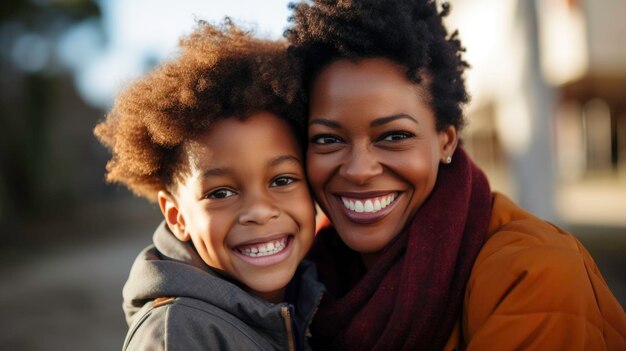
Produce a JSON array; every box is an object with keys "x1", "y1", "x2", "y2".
[
  {"x1": 200, "y1": 155, "x2": 301, "y2": 179},
  {"x1": 268, "y1": 154, "x2": 302, "y2": 168},
  {"x1": 202, "y1": 167, "x2": 233, "y2": 179}
]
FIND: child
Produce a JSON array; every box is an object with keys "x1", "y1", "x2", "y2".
[{"x1": 94, "y1": 20, "x2": 324, "y2": 350}]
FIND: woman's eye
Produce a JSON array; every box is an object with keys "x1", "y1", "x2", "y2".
[
  {"x1": 271, "y1": 176, "x2": 295, "y2": 187},
  {"x1": 380, "y1": 131, "x2": 414, "y2": 141},
  {"x1": 311, "y1": 134, "x2": 342, "y2": 145},
  {"x1": 207, "y1": 188, "x2": 236, "y2": 199}
]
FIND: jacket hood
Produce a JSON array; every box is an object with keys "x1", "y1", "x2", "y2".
[{"x1": 122, "y1": 222, "x2": 324, "y2": 332}]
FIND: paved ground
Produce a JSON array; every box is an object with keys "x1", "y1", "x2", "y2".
[
  {"x1": 0, "y1": 234, "x2": 149, "y2": 350},
  {"x1": 0, "y1": 197, "x2": 161, "y2": 351},
  {"x1": 0, "y1": 199, "x2": 624, "y2": 350}
]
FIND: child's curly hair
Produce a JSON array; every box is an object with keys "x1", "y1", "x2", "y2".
[
  {"x1": 285, "y1": 0, "x2": 469, "y2": 131},
  {"x1": 95, "y1": 19, "x2": 305, "y2": 202}
]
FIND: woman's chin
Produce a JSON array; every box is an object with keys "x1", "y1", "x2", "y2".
[{"x1": 336, "y1": 226, "x2": 398, "y2": 254}]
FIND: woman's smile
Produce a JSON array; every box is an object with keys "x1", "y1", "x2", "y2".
[{"x1": 333, "y1": 192, "x2": 400, "y2": 223}]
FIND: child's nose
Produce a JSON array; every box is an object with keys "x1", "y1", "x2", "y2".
[{"x1": 237, "y1": 193, "x2": 280, "y2": 225}]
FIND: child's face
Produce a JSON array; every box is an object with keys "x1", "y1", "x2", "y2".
[{"x1": 163, "y1": 112, "x2": 315, "y2": 302}]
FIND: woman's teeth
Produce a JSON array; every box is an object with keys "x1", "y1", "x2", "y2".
[
  {"x1": 236, "y1": 237, "x2": 288, "y2": 257},
  {"x1": 341, "y1": 193, "x2": 397, "y2": 213}
]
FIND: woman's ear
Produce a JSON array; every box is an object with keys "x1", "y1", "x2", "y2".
[
  {"x1": 157, "y1": 190, "x2": 190, "y2": 241},
  {"x1": 438, "y1": 125, "x2": 458, "y2": 164}
]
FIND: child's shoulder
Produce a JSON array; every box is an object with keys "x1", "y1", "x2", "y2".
[{"x1": 123, "y1": 296, "x2": 272, "y2": 350}]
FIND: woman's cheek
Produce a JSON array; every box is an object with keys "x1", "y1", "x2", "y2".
[{"x1": 306, "y1": 154, "x2": 329, "y2": 193}]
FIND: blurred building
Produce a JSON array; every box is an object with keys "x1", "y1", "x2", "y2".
[
  {"x1": 0, "y1": 1, "x2": 113, "y2": 237},
  {"x1": 448, "y1": 0, "x2": 626, "y2": 227}
]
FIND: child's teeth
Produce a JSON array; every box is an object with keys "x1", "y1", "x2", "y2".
[{"x1": 237, "y1": 238, "x2": 287, "y2": 257}]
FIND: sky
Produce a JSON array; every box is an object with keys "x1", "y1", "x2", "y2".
[
  {"x1": 65, "y1": 0, "x2": 292, "y2": 107},
  {"x1": 55, "y1": 0, "x2": 514, "y2": 109}
]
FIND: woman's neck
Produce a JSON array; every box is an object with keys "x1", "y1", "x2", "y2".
[{"x1": 361, "y1": 252, "x2": 381, "y2": 271}]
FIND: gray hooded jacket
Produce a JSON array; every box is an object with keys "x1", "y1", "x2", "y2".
[{"x1": 122, "y1": 222, "x2": 325, "y2": 350}]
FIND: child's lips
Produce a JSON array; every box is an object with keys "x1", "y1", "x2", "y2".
[{"x1": 231, "y1": 234, "x2": 295, "y2": 267}]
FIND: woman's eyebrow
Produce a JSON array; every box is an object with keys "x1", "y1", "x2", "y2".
[
  {"x1": 308, "y1": 118, "x2": 341, "y2": 128},
  {"x1": 370, "y1": 114, "x2": 418, "y2": 127},
  {"x1": 308, "y1": 114, "x2": 418, "y2": 128}
]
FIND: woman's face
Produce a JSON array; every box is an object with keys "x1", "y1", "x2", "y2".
[{"x1": 307, "y1": 58, "x2": 457, "y2": 256}]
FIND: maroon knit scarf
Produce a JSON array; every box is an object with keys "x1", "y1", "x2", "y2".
[{"x1": 308, "y1": 147, "x2": 492, "y2": 350}]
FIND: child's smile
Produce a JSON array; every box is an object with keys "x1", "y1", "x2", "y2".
[{"x1": 232, "y1": 234, "x2": 293, "y2": 265}]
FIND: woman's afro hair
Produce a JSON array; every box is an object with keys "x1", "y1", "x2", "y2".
[
  {"x1": 95, "y1": 19, "x2": 306, "y2": 202},
  {"x1": 285, "y1": 0, "x2": 469, "y2": 131}
]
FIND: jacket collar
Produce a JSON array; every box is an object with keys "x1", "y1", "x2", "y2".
[{"x1": 123, "y1": 221, "x2": 325, "y2": 337}]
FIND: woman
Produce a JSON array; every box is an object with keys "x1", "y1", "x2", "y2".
[{"x1": 286, "y1": 0, "x2": 626, "y2": 350}]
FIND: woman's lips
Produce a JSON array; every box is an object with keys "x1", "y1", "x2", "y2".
[
  {"x1": 334, "y1": 192, "x2": 400, "y2": 224},
  {"x1": 231, "y1": 235, "x2": 294, "y2": 267}
]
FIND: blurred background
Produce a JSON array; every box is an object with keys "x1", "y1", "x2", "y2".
[{"x1": 0, "y1": 0, "x2": 624, "y2": 349}]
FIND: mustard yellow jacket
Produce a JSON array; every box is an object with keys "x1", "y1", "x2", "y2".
[{"x1": 445, "y1": 193, "x2": 626, "y2": 350}]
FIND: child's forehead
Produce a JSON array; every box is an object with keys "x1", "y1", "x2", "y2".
[
  {"x1": 189, "y1": 113, "x2": 298, "y2": 146},
  {"x1": 181, "y1": 112, "x2": 303, "y2": 171}
]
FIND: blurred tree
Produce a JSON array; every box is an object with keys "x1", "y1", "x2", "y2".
[{"x1": 0, "y1": 0, "x2": 103, "y2": 233}]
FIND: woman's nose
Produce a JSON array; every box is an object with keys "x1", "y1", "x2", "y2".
[
  {"x1": 339, "y1": 147, "x2": 383, "y2": 185},
  {"x1": 238, "y1": 192, "x2": 280, "y2": 225}
]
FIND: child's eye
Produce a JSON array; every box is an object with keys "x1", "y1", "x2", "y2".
[
  {"x1": 207, "y1": 188, "x2": 237, "y2": 199},
  {"x1": 379, "y1": 131, "x2": 414, "y2": 142},
  {"x1": 310, "y1": 134, "x2": 343, "y2": 145},
  {"x1": 271, "y1": 176, "x2": 295, "y2": 187}
]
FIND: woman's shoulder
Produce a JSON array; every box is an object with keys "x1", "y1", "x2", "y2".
[
  {"x1": 461, "y1": 192, "x2": 626, "y2": 350},
  {"x1": 480, "y1": 192, "x2": 582, "y2": 264},
  {"x1": 474, "y1": 193, "x2": 588, "y2": 293},
  {"x1": 473, "y1": 192, "x2": 608, "y2": 302},
  {"x1": 469, "y1": 192, "x2": 595, "y2": 316}
]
